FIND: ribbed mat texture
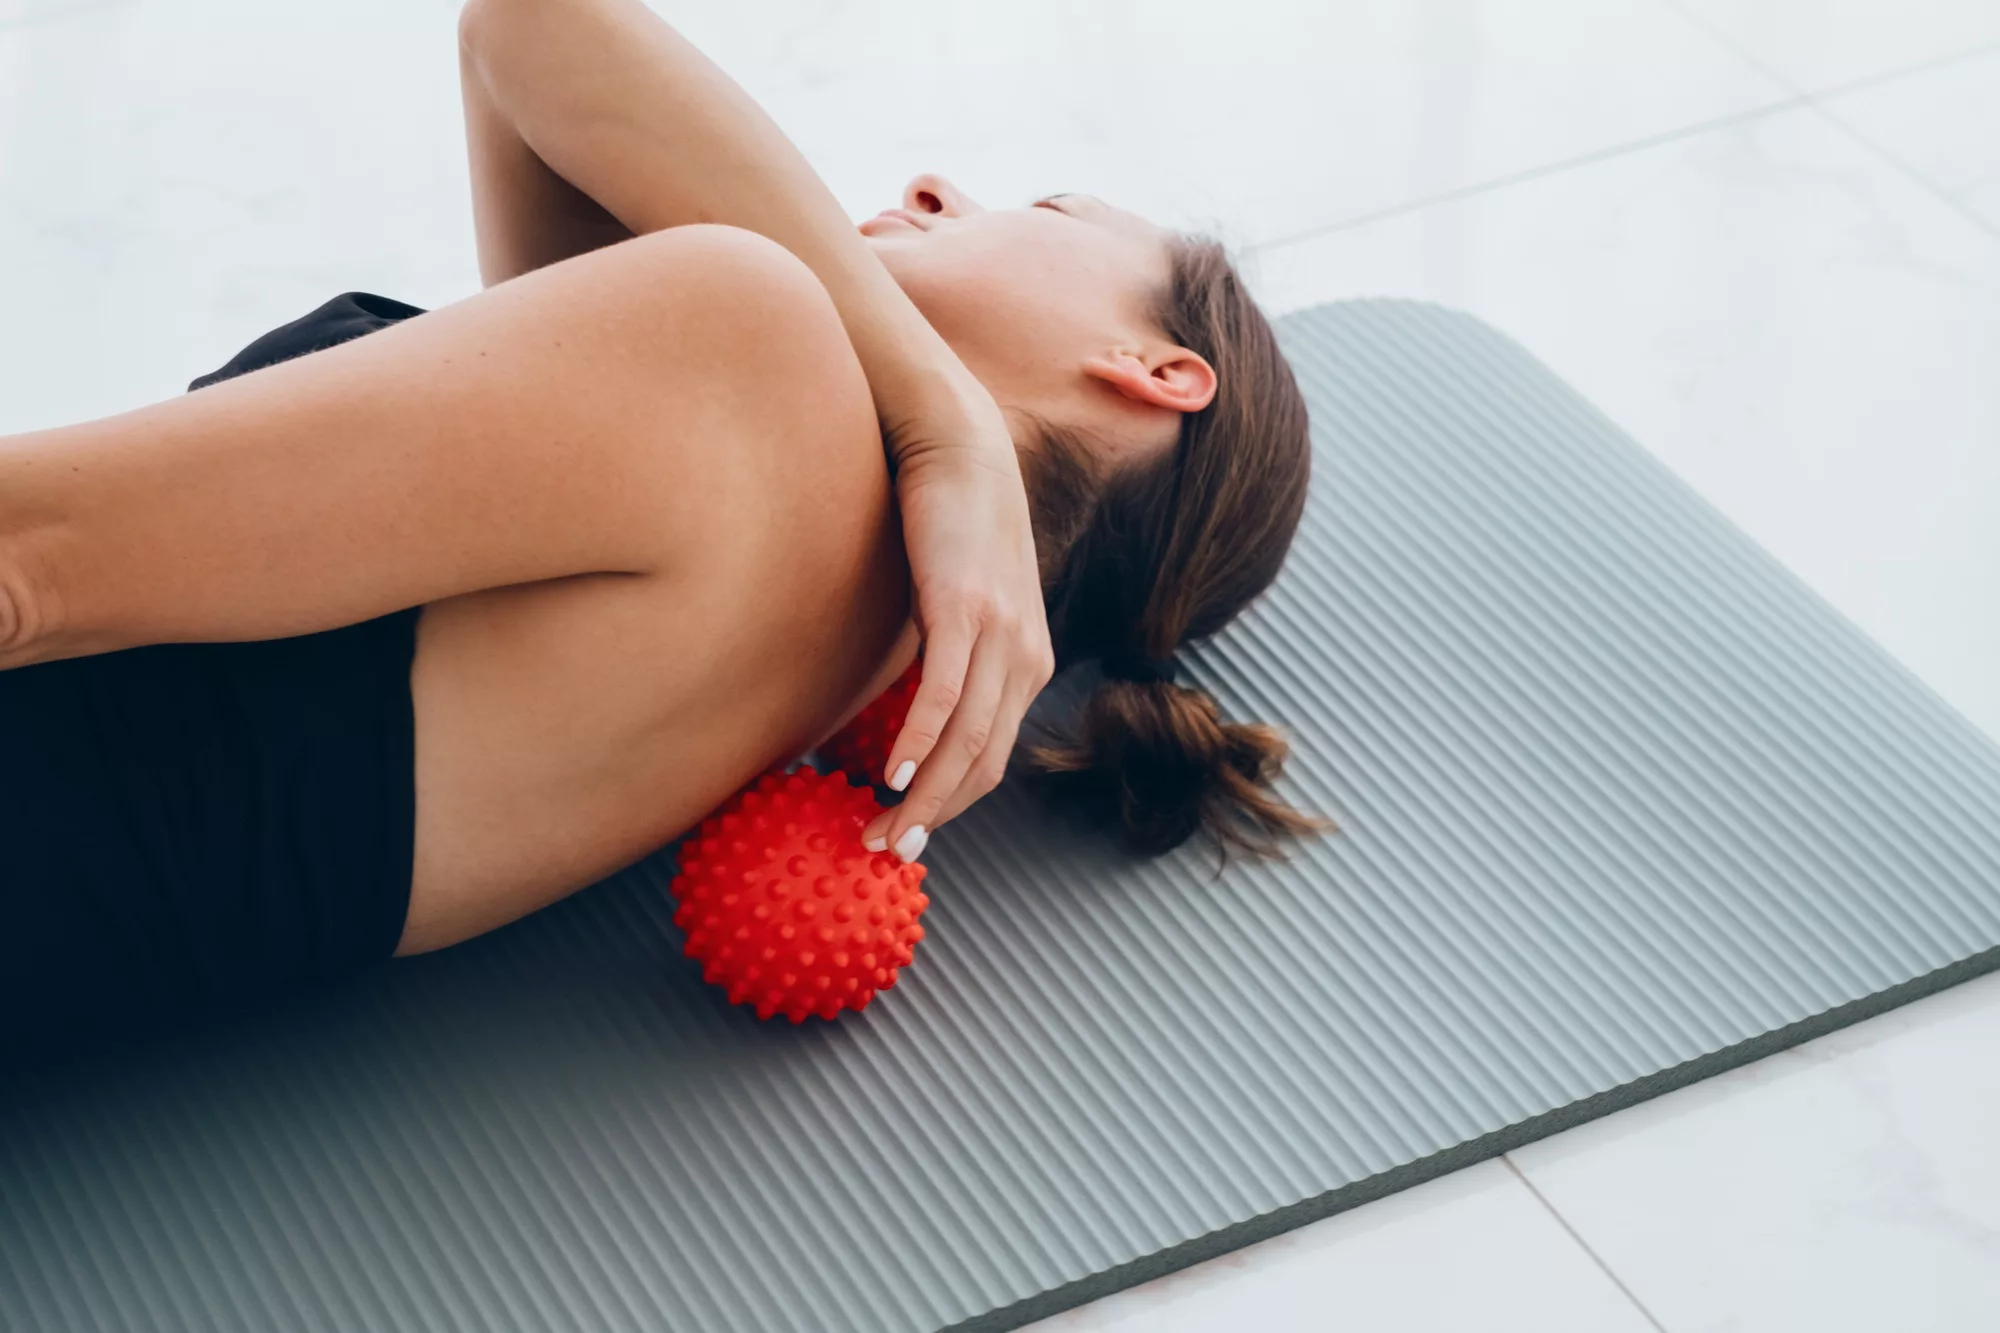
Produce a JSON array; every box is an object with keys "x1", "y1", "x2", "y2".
[{"x1": 6, "y1": 300, "x2": 2000, "y2": 1333}]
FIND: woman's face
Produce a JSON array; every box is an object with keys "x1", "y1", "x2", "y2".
[{"x1": 860, "y1": 174, "x2": 1212, "y2": 471}]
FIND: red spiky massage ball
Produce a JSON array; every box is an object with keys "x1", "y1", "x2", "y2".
[
  {"x1": 816, "y1": 658, "x2": 923, "y2": 785},
  {"x1": 669, "y1": 766, "x2": 929, "y2": 1022}
]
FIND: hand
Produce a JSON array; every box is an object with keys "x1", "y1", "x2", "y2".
[{"x1": 861, "y1": 384, "x2": 1055, "y2": 861}]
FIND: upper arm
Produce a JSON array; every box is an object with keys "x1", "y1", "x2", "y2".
[
  {"x1": 458, "y1": 5, "x2": 634, "y2": 287},
  {"x1": 0, "y1": 227, "x2": 860, "y2": 667}
]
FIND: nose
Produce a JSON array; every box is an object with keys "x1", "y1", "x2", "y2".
[{"x1": 903, "y1": 173, "x2": 983, "y2": 219}]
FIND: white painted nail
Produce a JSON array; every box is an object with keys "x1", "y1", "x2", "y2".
[
  {"x1": 893, "y1": 825, "x2": 929, "y2": 863},
  {"x1": 863, "y1": 833, "x2": 888, "y2": 853},
  {"x1": 888, "y1": 760, "x2": 915, "y2": 792}
]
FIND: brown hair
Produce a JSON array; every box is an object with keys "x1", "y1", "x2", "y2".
[{"x1": 1016, "y1": 236, "x2": 1334, "y2": 860}]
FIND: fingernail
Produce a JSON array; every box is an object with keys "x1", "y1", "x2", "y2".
[
  {"x1": 888, "y1": 760, "x2": 915, "y2": 792},
  {"x1": 893, "y1": 825, "x2": 928, "y2": 863},
  {"x1": 863, "y1": 831, "x2": 888, "y2": 853}
]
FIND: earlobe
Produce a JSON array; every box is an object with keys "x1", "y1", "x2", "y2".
[{"x1": 1083, "y1": 348, "x2": 1217, "y2": 414}]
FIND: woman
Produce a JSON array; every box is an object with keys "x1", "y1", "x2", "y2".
[{"x1": 0, "y1": 0, "x2": 1323, "y2": 1045}]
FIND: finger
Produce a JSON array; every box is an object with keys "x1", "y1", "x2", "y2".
[
  {"x1": 860, "y1": 669, "x2": 1027, "y2": 849},
  {"x1": 879, "y1": 604, "x2": 976, "y2": 791},
  {"x1": 862, "y1": 612, "x2": 1053, "y2": 846},
  {"x1": 934, "y1": 617, "x2": 1054, "y2": 830},
  {"x1": 930, "y1": 677, "x2": 1031, "y2": 829},
  {"x1": 864, "y1": 627, "x2": 1009, "y2": 859}
]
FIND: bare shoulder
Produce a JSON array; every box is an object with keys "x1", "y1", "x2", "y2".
[{"x1": 397, "y1": 243, "x2": 910, "y2": 953}]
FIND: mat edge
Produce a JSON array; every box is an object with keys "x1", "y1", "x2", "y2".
[{"x1": 950, "y1": 942, "x2": 2000, "y2": 1333}]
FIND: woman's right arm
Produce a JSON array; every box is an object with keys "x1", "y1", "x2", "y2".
[
  {"x1": 457, "y1": 17, "x2": 635, "y2": 286},
  {"x1": 459, "y1": 0, "x2": 1058, "y2": 848},
  {"x1": 457, "y1": 0, "x2": 967, "y2": 422}
]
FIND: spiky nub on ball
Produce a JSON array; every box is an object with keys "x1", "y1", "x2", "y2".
[
  {"x1": 816, "y1": 658, "x2": 923, "y2": 785},
  {"x1": 669, "y1": 766, "x2": 929, "y2": 1022}
]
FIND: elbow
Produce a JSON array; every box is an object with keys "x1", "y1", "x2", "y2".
[
  {"x1": 457, "y1": 0, "x2": 490, "y2": 56},
  {"x1": 0, "y1": 580, "x2": 19, "y2": 665},
  {"x1": 456, "y1": 0, "x2": 509, "y2": 59},
  {"x1": 0, "y1": 538, "x2": 57, "y2": 670},
  {"x1": 457, "y1": 0, "x2": 549, "y2": 55}
]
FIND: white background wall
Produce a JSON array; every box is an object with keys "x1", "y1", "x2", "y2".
[{"x1": 4, "y1": 3, "x2": 1997, "y2": 1327}]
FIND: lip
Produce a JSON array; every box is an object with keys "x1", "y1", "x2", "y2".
[{"x1": 858, "y1": 208, "x2": 928, "y2": 235}]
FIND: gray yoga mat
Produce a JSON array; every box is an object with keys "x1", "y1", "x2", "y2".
[{"x1": 6, "y1": 299, "x2": 2000, "y2": 1333}]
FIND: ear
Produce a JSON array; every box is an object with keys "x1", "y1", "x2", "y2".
[{"x1": 1082, "y1": 346, "x2": 1217, "y2": 415}]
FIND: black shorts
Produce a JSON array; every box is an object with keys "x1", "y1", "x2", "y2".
[{"x1": 1, "y1": 292, "x2": 428, "y2": 1054}]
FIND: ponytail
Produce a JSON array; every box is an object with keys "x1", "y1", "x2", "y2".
[
  {"x1": 1024, "y1": 673, "x2": 1330, "y2": 858},
  {"x1": 1014, "y1": 234, "x2": 1329, "y2": 860}
]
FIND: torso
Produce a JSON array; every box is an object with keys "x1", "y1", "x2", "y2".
[
  {"x1": 159, "y1": 275, "x2": 917, "y2": 959},
  {"x1": 388, "y1": 556, "x2": 916, "y2": 948},
  {"x1": 395, "y1": 423, "x2": 917, "y2": 957}
]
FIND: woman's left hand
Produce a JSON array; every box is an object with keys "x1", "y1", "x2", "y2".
[{"x1": 860, "y1": 384, "x2": 1055, "y2": 862}]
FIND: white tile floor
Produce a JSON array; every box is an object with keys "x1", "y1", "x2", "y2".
[{"x1": 4, "y1": 2, "x2": 1997, "y2": 1328}]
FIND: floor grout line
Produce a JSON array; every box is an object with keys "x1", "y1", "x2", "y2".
[
  {"x1": 1244, "y1": 94, "x2": 1808, "y2": 254},
  {"x1": 1246, "y1": 37, "x2": 2000, "y2": 256},
  {"x1": 1804, "y1": 105, "x2": 2000, "y2": 243},
  {"x1": 0, "y1": 0, "x2": 136, "y2": 37},
  {"x1": 1655, "y1": 0, "x2": 2000, "y2": 242},
  {"x1": 1503, "y1": 1155, "x2": 1670, "y2": 1333}
]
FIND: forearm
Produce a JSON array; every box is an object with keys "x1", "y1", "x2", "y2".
[{"x1": 457, "y1": 0, "x2": 977, "y2": 428}]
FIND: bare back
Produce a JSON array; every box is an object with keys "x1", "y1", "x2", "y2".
[
  {"x1": 396, "y1": 262, "x2": 920, "y2": 954},
  {"x1": 402, "y1": 526, "x2": 918, "y2": 955},
  {"x1": 0, "y1": 229, "x2": 921, "y2": 959}
]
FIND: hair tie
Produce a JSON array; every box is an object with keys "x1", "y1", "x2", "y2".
[{"x1": 1100, "y1": 651, "x2": 1180, "y2": 686}]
